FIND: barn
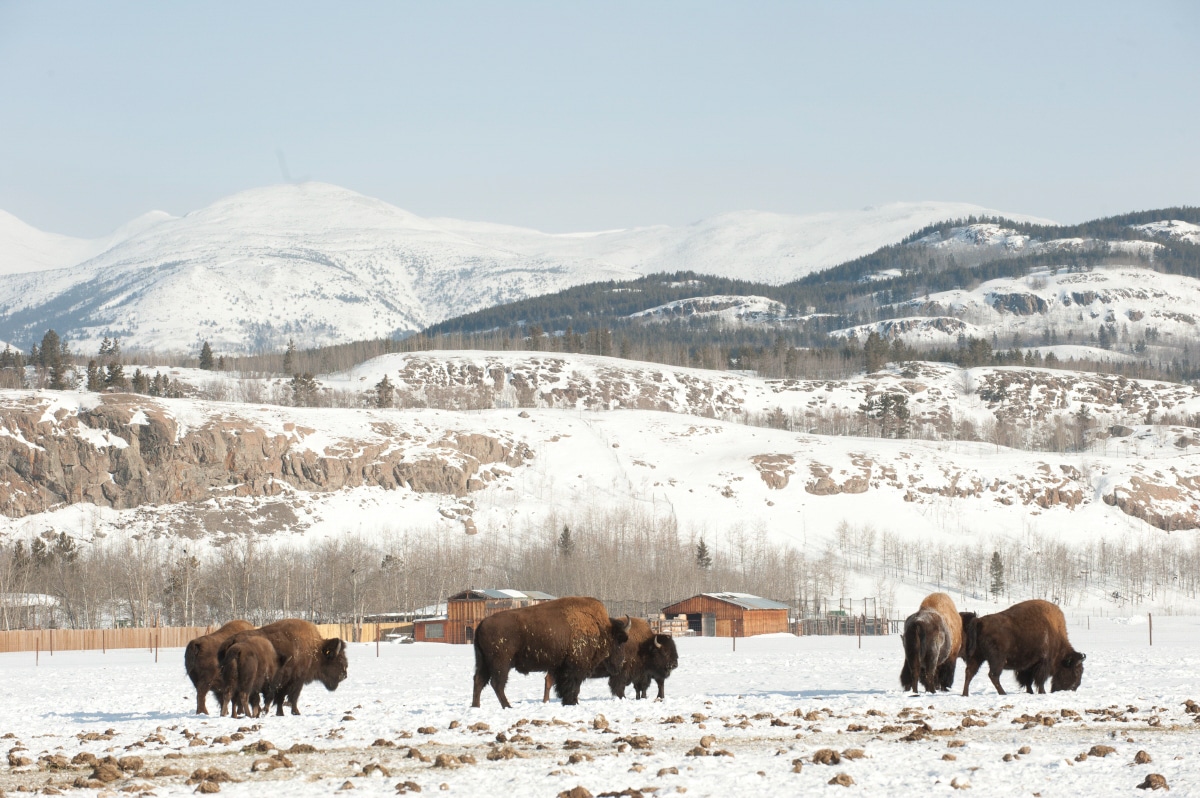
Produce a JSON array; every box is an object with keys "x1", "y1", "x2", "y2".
[
  {"x1": 661, "y1": 592, "x2": 790, "y2": 637},
  {"x1": 413, "y1": 588, "x2": 555, "y2": 644}
]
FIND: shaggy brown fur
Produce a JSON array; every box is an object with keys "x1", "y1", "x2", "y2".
[
  {"x1": 900, "y1": 593, "x2": 964, "y2": 693},
  {"x1": 472, "y1": 596, "x2": 630, "y2": 708},
  {"x1": 221, "y1": 635, "x2": 283, "y2": 718},
  {"x1": 219, "y1": 619, "x2": 347, "y2": 715},
  {"x1": 542, "y1": 617, "x2": 679, "y2": 702},
  {"x1": 961, "y1": 599, "x2": 1086, "y2": 696},
  {"x1": 184, "y1": 620, "x2": 254, "y2": 715}
]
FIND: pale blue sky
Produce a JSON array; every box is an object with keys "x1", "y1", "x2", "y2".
[{"x1": 1, "y1": 1, "x2": 1198, "y2": 237}]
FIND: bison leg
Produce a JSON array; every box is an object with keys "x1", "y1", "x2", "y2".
[
  {"x1": 554, "y1": 667, "x2": 584, "y2": 706},
  {"x1": 961, "y1": 660, "x2": 980, "y2": 697},
  {"x1": 986, "y1": 660, "x2": 1007, "y2": 695},
  {"x1": 936, "y1": 658, "x2": 957, "y2": 692},
  {"x1": 488, "y1": 669, "x2": 513, "y2": 709},
  {"x1": 195, "y1": 679, "x2": 212, "y2": 715},
  {"x1": 218, "y1": 687, "x2": 232, "y2": 717},
  {"x1": 542, "y1": 673, "x2": 553, "y2": 704},
  {"x1": 653, "y1": 676, "x2": 665, "y2": 701},
  {"x1": 471, "y1": 669, "x2": 490, "y2": 708}
]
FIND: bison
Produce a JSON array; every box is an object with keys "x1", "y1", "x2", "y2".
[
  {"x1": 184, "y1": 620, "x2": 254, "y2": 715},
  {"x1": 542, "y1": 617, "x2": 679, "y2": 702},
  {"x1": 472, "y1": 596, "x2": 630, "y2": 708},
  {"x1": 221, "y1": 635, "x2": 284, "y2": 718},
  {"x1": 219, "y1": 619, "x2": 347, "y2": 715},
  {"x1": 961, "y1": 599, "x2": 1086, "y2": 696},
  {"x1": 900, "y1": 592, "x2": 964, "y2": 693}
]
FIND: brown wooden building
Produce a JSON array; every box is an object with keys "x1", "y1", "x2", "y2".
[
  {"x1": 413, "y1": 589, "x2": 556, "y2": 644},
  {"x1": 660, "y1": 592, "x2": 790, "y2": 637}
]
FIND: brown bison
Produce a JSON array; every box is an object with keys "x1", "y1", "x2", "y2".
[
  {"x1": 184, "y1": 620, "x2": 254, "y2": 715},
  {"x1": 542, "y1": 617, "x2": 679, "y2": 702},
  {"x1": 961, "y1": 599, "x2": 1086, "y2": 696},
  {"x1": 900, "y1": 593, "x2": 964, "y2": 693},
  {"x1": 221, "y1": 635, "x2": 284, "y2": 718},
  {"x1": 472, "y1": 596, "x2": 630, "y2": 708},
  {"x1": 219, "y1": 619, "x2": 347, "y2": 715}
]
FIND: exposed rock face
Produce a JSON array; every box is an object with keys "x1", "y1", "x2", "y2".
[
  {"x1": 990, "y1": 292, "x2": 1049, "y2": 315},
  {"x1": 0, "y1": 394, "x2": 531, "y2": 518}
]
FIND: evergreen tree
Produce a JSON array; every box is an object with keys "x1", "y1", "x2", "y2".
[
  {"x1": 291, "y1": 372, "x2": 318, "y2": 406},
  {"x1": 86, "y1": 360, "x2": 103, "y2": 392},
  {"x1": 283, "y1": 339, "x2": 296, "y2": 374},
  {"x1": 104, "y1": 361, "x2": 127, "y2": 390},
  {"x1": 695, "y1": 538, "x2": 713, "y2": 570},
  {"x1": 989, "y1": 551, "x2": 1006, "y2": 600},
  {"x1": 863, "y1": 332, "x2": 889, "y2": 373},
  {"x1": 131, "y1": 368, "x2": 151, "y2": 393},
  {"x1": 557, "y1": 525, "x2": 576, "y2": 558},
  {"x1": 374, "y1": 375, "x2": 394, "y2": 408},
  {"x1": 199, "y1": 341, "x2": 215, "y2": 370}
]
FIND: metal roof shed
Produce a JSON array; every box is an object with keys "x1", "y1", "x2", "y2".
[{"x1": 661, "y1": 592, "x2": 790, "y2": 638}]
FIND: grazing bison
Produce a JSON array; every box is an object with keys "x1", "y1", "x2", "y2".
[
  {"x1": 472, "y1": 596, "x2": 630, "y2": 708},
  {"x1": 221, "y1": 635, "x2": 284, "y2": 718},
  {"x1": 542, "y1": 617, "x2": 679, "y2": 702},
  {"x1": 219, "y1": 619, "x2": 347, "y2": 715},
  {"x1": 961, "y1": 599, "x2": 1086, "y2": 696},
  {"x1": 184, "y1": 620, "x2": 254, "y2": 715},
  {"x1": 900, "y1": 592, "x2": 964, "y2": 693}
]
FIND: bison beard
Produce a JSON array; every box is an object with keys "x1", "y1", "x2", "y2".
[
  {"x1": 961, "y1": 599, "x2": 1086, "y2": 696},
  {"x1": 542, "y1": 618, "x2": 679, "y2": 703},
  {"x1": 899, "y1": 592, "x2": 964, "y2": 694},
  {"x1": 472, "y1": 596, "x2": 630, "y2": 709},
  {"x1": 221, "y1": 635, "x2": 282, "y2": 719},
  {"x1": 218, "y1": 619, "x2": 347, "y2": 715},
  {"x1": 184, "y1": 620, "x2": 254, "y2": 715}
]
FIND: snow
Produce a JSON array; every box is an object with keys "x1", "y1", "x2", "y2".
[
  {"x1": 0, "y1": 184, "x2": 1044, "y2": 353},
  {"x1": 0, "y1": 617, "x2": 1196, "y2": 796},
  {"x1": 1133, "y1": 220, "x2": 1200, "y2": 245}
]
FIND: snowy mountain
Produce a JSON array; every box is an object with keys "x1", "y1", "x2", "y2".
[{"x1": 0, "y1": 184, "x2": 1040, "y2": 353}]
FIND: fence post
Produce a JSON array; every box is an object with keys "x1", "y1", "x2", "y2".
[
  {"x1": 1148, "y1": 613, "x2": 1153, "y2": 646},
  {"x1": 155, "y1": 633, "x2": 159, "y2": 663},
  {"x1": 35, "y1": 637, "x2": 39, "y2": 666},
  {"x1": 102, "y1": 629, "x2": 105, "y2": 654},
  {"x1": 376, "y1": 625, "x2": 380, "y2": 658},
  {"x1": 50, "y1": 628, "x2": 53, "y2": 656}
]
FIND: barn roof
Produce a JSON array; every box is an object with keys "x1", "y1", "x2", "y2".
[
  {"x1": 701, "y1": 592, "x2": 790, "y2": 610},
  {"x1": 449, "y1": 589, "x2": 556, "y2": 601}
]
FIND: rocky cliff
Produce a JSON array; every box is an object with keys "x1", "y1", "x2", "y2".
[{"x1": 0, "y1": 393, "x2": 531, "y2": 519}]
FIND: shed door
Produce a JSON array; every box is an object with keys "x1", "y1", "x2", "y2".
[
  {"x1": 702, "y1": 613, "x2": 716, "y2": 637},
  {"x1": 465, "y1": 625, "x2": 474, "y2": 644}
]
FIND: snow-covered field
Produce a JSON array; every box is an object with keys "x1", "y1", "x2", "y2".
[{"x1": 1, "y1": 617, "x2": 1194, "y2": 796}]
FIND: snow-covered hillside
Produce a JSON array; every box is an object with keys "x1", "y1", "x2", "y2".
[
  {"x1": 5, "y1": 353, "x2": 1200, "y2": 560},
  {"x1": 843, "y1": 265, "x2": 1200, "y2": 352},
  {"x1": 0, "y1": 184, "x2": 1040, "y2": 352}
]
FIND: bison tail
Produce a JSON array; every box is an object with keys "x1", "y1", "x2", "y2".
[{"x1": 184, "y1": 640, "x2": 199, "y2": 680}]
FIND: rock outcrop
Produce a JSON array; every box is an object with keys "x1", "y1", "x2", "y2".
[{"x1": 0, "y1": 394, "x2": 531, "y2": 518}]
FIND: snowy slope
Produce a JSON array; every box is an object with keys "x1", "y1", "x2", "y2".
[
  {"x1": 864, "y1": 266, "x2": 1200, "y2": 351},
  {"x1": 0, "y1": 184, "x2": 1041, "y2": 352},
  {"x1": 6, "y1": 353, "x2": 1200, "y2": 565},
  {"x1": 0, "y1": 208, "x2": 173, "y2": 275}
]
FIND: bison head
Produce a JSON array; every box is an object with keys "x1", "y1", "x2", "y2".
[
  {"x1": 318, "y1": 638, "x2": 348, "y2": 691},
  {"x1": 610, "y1": 615, "x2": 631, "y2": 646},
  {"x1": 641, "y1": 633, "x2": 679, "y2": 678},
  {"x1": 1050, "y1": 650, "x2": 1085, "y2": 692}
]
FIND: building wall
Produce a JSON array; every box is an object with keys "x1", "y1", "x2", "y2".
[{"x1": 660, "y1": 596, "x2": 789, "y2": 637}]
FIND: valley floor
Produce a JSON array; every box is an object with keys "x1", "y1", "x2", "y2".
[{"x1": 0, "y1": 616, "x2": 1197, "y2": 796}]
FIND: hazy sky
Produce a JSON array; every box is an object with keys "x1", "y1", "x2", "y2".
[{"x1": 1, "y1": 1, "x2": 1198, "y2": 237}]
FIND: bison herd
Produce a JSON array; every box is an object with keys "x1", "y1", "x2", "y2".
[
  {"x1": 900, "y1": 593, "x2": 1086, "y2": 697},
  {"x1": 185, "y1": 619, "x2": 348, "y2": 718},
  {"x1": 185, "y1": 594, "x2": 1087, "y2": 717}
]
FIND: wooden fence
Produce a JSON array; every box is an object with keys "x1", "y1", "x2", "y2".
[{"x1": 0, "y1": 622, "x2": 410, "y2": 654}]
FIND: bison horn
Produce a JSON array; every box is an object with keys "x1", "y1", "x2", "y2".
[
  {"x1": 654, "y1": 635, "x2": 663, "y2": 649},
  {"x1": 622, "y1": 615, "x2": 631, "y2": 631}
]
